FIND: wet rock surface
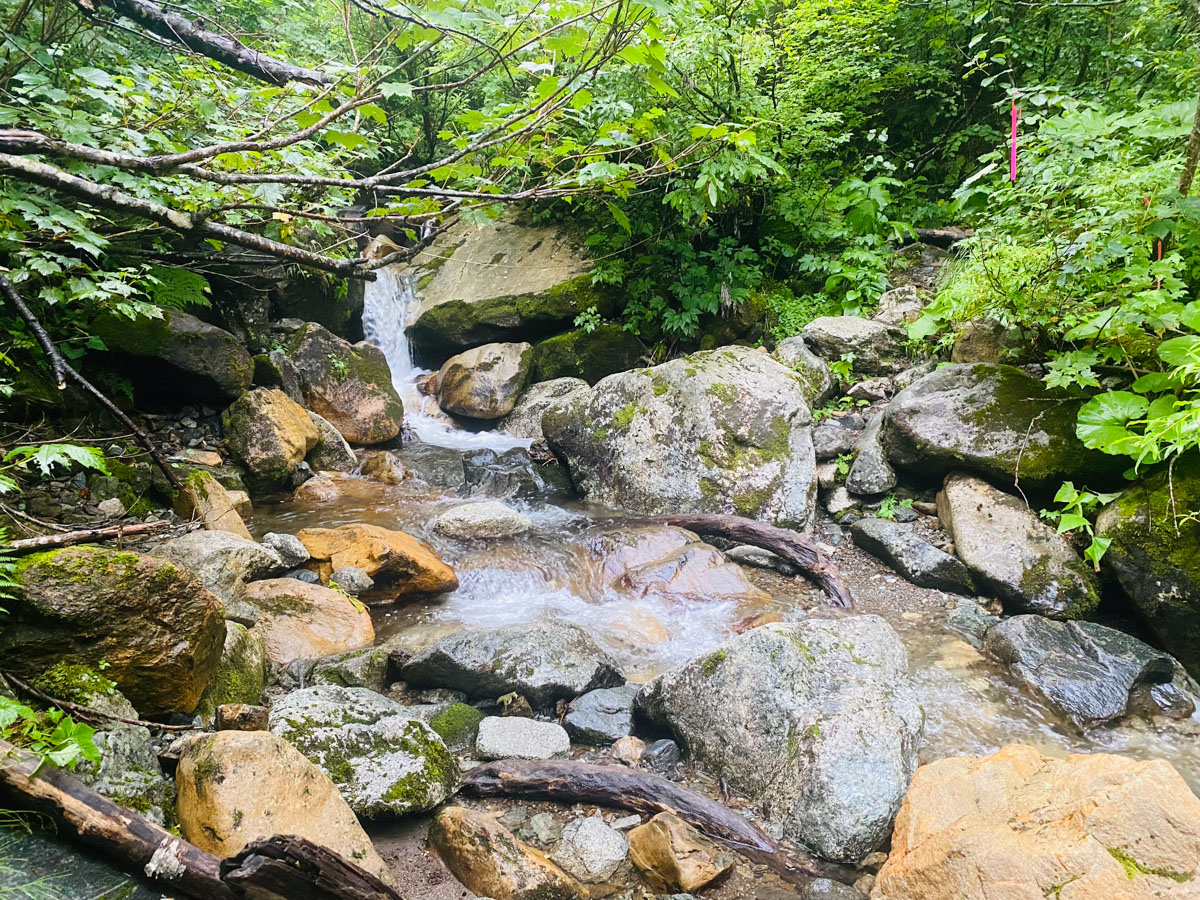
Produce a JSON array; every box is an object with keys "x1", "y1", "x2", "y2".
[
  {"x1": 850, "y1": 517, "x2": 972, "y2": 593},
  {"x1": 437, "y1": 341, "x2": 534, "y2": 419},
  {"x1": 564, "y1": 684, "x2": 640, "y2": 745},
  {"x1": 801, "y1": 316, "x2": 908, "y2": 376}
]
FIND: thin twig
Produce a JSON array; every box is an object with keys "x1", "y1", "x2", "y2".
[{"x1": 3, "y1": 672, "x2": 200, "y2": 733}]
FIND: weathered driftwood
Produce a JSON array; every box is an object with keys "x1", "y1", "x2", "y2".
[
  {"x1": 657, "y1": 512, "x2": 853, "y2": 607},
  {"x1": 9, "y1": 519, "x2": 172, "y2": 553},
  {"x1": 0, "y1": 738, "x2": 233, "y2": 900},
  {"x1": 220, "y1": 835, "x2": 405, "y2": 900},
  {"x1": 463, "y1": 760, "x2": 853, "y2": 884}
]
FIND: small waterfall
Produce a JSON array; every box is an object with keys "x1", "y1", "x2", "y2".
[{"x1": 361, "y1": 266, "x2": 530, "y2": 450}]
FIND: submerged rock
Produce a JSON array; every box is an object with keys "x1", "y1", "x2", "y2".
[
  {"x1": 434, "y1": 500, "x2": 533, "y2": 539},
  {"x1": 938, "y1": 473, "x2": 1099, "y2": 619},
  {"x1": 297, "y1": 522, "x2": 458, "y2": 600},
  {"x1": 635, "y1": 617, "x2": 923, "y2": 862},
  {"x1": 851, "y1": 517, "x2": 972, "y2": 593},
  {"x1": 802, "y1": 316, "x2": 907, "y2": 376},
  {"x1": 429, "y1": 806, "x2": 585, "y2": 900},
  {"x1": 239, "y1": 579, "x2": 374, "y2": 665},
  {"x1": 269, "y1": 685, "x2": 460, "y2": 818},
  {"x1": 544, "y1": 346, "x2": 817, "y2": 528},
  {"x1": 176, "y1": 730, "x2": 389, "y2": 879},
  {"x1": 1096, "y1": 456, "x2": 1200, "y2": 675},
  {"x1": 401, "y1": 620, "x2": 624, "y2": 707},
  {"x1": 3, "y1": 546, "x2": 224, "y2": 715},
  {"x1": 500, "y1": 377, "x2": 590, "y2": 440},
  {"x1": 628, "y1": 812, "x2": 735, "y2": 893},
  {"x1": 437, "y1": 341, "x2": 534, "y2": 420},
  {"x1": 564, "y1": 684, "x2": 640, "y2": 745},
  {"x1": 874, "y1": 744, "x2": 1200, "y2": 900},
  {"x1": 984, "y1": 615, "x2": 1192, "y2": 729},
  {"x1": 222, "y1": 387, "x2": 319, "y2": 488},
  {"x1": 476, "y1": 716, "x2": 570, "y2": 760}
]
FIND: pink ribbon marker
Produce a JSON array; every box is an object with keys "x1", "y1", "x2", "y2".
[{"x1": 1009, "y1": 98, "x2": 1021, "y2": 183}]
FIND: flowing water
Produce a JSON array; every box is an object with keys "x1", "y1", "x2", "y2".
[{"x1": 260, "y1": 264, "x2": 1200, "y2": 792}]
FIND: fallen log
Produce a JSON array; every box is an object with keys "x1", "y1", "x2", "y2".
[
  {"x1": 0, "y1": 738, "x2": 233, "y2": 900},
  {"x1": 9, "y1": 519, "x2": 172, "y2": 553},
  {"x1": 220, "y1": 835, "x2": 405, "y2": 900},
  {"x1": 657, "y1": 512, "x2": 853, "y2": 607},
  {"x1": 463, "y1": 760, "x2": 854, "y2": 884},
  {"x1": 907, "y1": 226, "x2": 972, "y2": 248}
]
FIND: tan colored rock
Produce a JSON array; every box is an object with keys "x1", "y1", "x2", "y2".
[
  {"x1": 437, "y1": 341, "x2": 533, "y2": 420},
  {"x1": 628, "y1": 813, "x2": 735, "y2": 893},
  {"x1": 294, "y1": 473, "x2": 342, "y2": 502},
  {"x1": 215, "y1": 703, "x2": 269, "y2": 731},
  {"x1": 222, "y1": 388, "x2": 319, "y2": 487},
  {"x1": 240, "y1": 579, "x2": 374, "y2": 665},
  {"x1": 359, "y1": 450, "x2": 411, "y2": 484},
  {"x1": 873, "y1": 744, "x2": 1200, "y2": 900},
  {"x1": 176, "y1": 730, "x2": 389, "y2": 880},
  {"x1": 226, "y1": 489, "x2": 253, "y2": 519},
  {"x1": 298, "y1": 523, "x2": 458, "y2": 600},
  {"x1": 429, "y1": 806, "x2": 585, "y2": 900},
  {"x1": 173, "y1": 470, "x2": 252, "y2": 539},
  {"x1": 171, "y1": 449, "x2": 222, "y2": 467}
]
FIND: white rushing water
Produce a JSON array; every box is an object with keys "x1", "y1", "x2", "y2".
[{"x1": 361, "y1": 265, "x2": 531, "y2": 451}]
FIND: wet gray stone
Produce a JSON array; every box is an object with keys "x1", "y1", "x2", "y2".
[
  {"x1": 551, "y1": 816, "x2": 628, "y2": 883},
  {"x1": 813, "y1": 423, "x2": 861, "y2": 461},
  {"x1": 642, "y1": 738, "x2": 682, "y2": 774},
  {"x1": 564, "y1": 684, "x2": 640, "y2": 745},
  {"x1": 851, "y1": 518, "x2": 972, "y2": 593},
  {"x1": 845, "y1": 413, "x2": 896, "y2": 496},
  {"x1": 262, "y1": 532, "x2": 310, "y2": 567},
  {"x1": 330, "y1": 565, "x2": 374, "y2": 595},
  {"x1": 475, "y1": 716, "x2": 570, "y2": 760},
  {"x1": 310, "y1": 647, "x2": 390, "y2": 692}
]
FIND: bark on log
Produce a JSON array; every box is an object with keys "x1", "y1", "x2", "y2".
[
  {"x1": 220, "y1": 835, "x2": 405, "y2": 900},
  {"x1": 656, "y1": 512, "x2": 853, "y2": 607},
  {"x1": 462, "y1": 760, "x2": 855, "y2": 884},
  {"x1": 9, "y1": 519, "x2": 172, "y2": 553},
  {"x1": 77, "y1": 0, "x2": 332, "y2": 86},
  {"x1": 0, "y1": 738, "x2": 233, "y2": 900}
]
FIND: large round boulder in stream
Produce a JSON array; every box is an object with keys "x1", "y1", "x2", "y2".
[
  {"x1": 222, "y1": 387, "x2": 319, "y2": 488},
  {"x1": 1096, "y1": 455, "x2": 1200, "y2": 675},
  {"x1": 543, "y1": 346, "x2": 817, "y2": 528},
  {"x1": 881, "y1": 363, "x2": 1125, "y2": 490},
  {"x1": 500, "y1": 377, "x2": 590, "y2": 440},
  {"x1": 437, "y1": 341, "x2": 534, "y2": 419},
  {"x1": 1, "y1": 546, "x2": 225, "y2": 715},
  {"x1": 269, "y1": 685, "x2": 460, "y2": 818},
  {"x1": 288, "y1": 322, "x2": 404, "y2": 444},
  {"x1": 401, "y1": 620, "x2": 625, "y2": 708},
  {"x1": 634, "y1": 617, "x2": 923, "y2": 863}
]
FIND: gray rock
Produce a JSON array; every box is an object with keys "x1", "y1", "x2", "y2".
[
  {"x1": 269, "y1": 685, "x2": 460, "y2": 817},
  {"x1": 635, "y1": 617, "x2": 923, "y2": 863},
  {"x1": 462, "y1": 446, "x2": 573, "y2": 500},
  {"x1": 305, "y1": 410, "x2": 357, "y2": 472},
  {"x1": 438, "y1": 341, "x2": 534, "y2": 420},
  {"x1": 774, "y1": 337, "x2": 834, "y2": 406},
  {"x1": 825, "y1": 486, "x2": 857, "y2": 516},
  {"x1": 845, "y1": 413, "x2": 896, "y2": 496},
  {"x1": 434, "y1": 500, "x2": 533, "y2": 539},
  {"x1": 801, "y1": 316, "x2": 907, "y2": 376},
  {"x1": 500, "y1": 377, "x2": 591, "y2": 440},
  {"x1": 310, "y1": 647, "x2": 391, "y2": 692},
  {"x1": 984, "y1": 615, "x2": 1194, "y2": 729},
  {"x1": 77, "y1": 689, "x2": 173, "y2": 826},
  {"x1": 642, "y1": 738, "x2": 682, "y2": 774},
  {"x1": 286, "y1": 568, "x2": 321, "y2": 584},
  {"x1": 892, "y1": 361, "x2": 938, "y2": 392},
  {"x1": 97, "y1": 497, "x2": 126, "y2": 519},
  {"x1": 945, "y1": 598, "x2": 999, "y2": 648},
  {"x1": 851, "y1": 518, "x2": 972, "y2": 593},
  {"x1": 881, "y1": 364, "x2": 1125, "y2": 489},
  {"x1": 938, "y1": 474, "x2": 1099, "y2": 619},
  {"x1": 262, "y1": 532, "x2": 310, "y2": 567},
  {"x1": 475, "y1": 716, "x2": 570, "y2": 760},
  {"x1": 846, "y1": 377, "x2": 892, "y2": 402},
  {"x1": 544, "y1": 346, "x2": 817, "y2": 528},
  {"x1": 152, "y1": 530, "x2": 283, "y2": 610},
  {"x1": 526, "y1": 812, "x2": 564, "y2": 847},
  {"x1": 401, "y1": 621, "x2": 625, "y2": 707},
  {"x1": 812, "y1": 423, "x2": 861, "y2": 461},
  {"x1": 725, "y1": 545, "x2": 800, "y2": 576},
  {"x1": 564, "y1": 684, "x2": 640, "y2": 745},
  {"x1": 873, "y1": 285, "x2": 924, "y2": 327},
  {"x1": 330, "y1": 566, "x2": 374, "y2": 595},
  {"x1": 255, "y1": 348, "x2": 304, "y2": 403},
  {"x1": 552, "y1": 817, "x2": 628, "y2": 883}
]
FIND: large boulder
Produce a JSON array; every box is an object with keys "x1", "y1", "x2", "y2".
[
  {"x1": 269, "y1": 685, "x2": 460, "y2": 817},
  {"x1": 222, "y1": 387, "x2": 319, "y2": 488},
  {"x1": 1096, "y1": 456, "x2": 1200, "y2": 674},
  {"x1": 172, "y1": 470, "x2": 252, "y2": 539},
  {"x1": 500, "y1": 377, "x2": 590, "y2": 440},
  {"x1": 152, "y1": 530, "x2": 283, "y2": 607},
  {"x1": 429, "y1": 806, "x2": 585, "y2": 900},
  {"x1": 195, "y1": 622, "x2": 268, "y2": 725},
  {"x1": 238, "y1": 579, "x2": 374, "y2": 665},
  {"x1": 543, "y1": 346, "x2": 817, "y2": 528},
  {"x1": 801, "y1": 316, "x2": 907, "y2": 376},
  {"x1": 873, "y1": 744, "x2": 1200, "y2": 900},
  {"x1": 92, "y1": 308, "x2": 253, "y2": 402},
  {"x1": 882, "y1": 364, "x2": 1124, "y2": 490},
  {"x1": 634, "y1": 617, "x2": 923, "y2": 862},
  {"x1": 529, "y1": 325, "x2": 643, "y2": 385},
  {"x1": 3, "y1": 546, "x2": 224, "y2": 715},
  {"x1": 401, "y1": 620, "x2": 624, "y2": 708},
  {"x1": 938, "y1": 473, "x2": 1099, "y2": 619},
  {"x1": 305, "y1": 410, "x2": 358, "y2": 472},
  {"x1": 985, "y1": 615, "x2": 1194, "y2": 729},
  {"x1": 296, "y1": 523, "x2": 458, "y2": 600},
  {"x1": 407, "y1": 218, "x2": 605, "y2": 358},
  {"x1": 288, "y1": 323, "x2": 404, "y2": 444},
  {"x1": 773, "y1": 336, "x2": 834, "y2": 406},
  {"x1": 176, "y1": 730, "x2": 389, "y2": 879},
  {"x1": 437, "y1": 341, "x2": 533, "y2": 420}
]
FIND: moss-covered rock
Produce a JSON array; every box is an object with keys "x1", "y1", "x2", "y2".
[
  {"x1": 222, "y1": 387, "x2": 319, "y2": 489},
  {"x1": 195, "y1": 622, "x2": 268, "y2": 725},
  {"x1": 427, "y1": 702, "x2": 485, "y2": 751},
  {"x1": 1097, "y1": 455, "x2": 1200, "y2": 674},
  {"x1": 173, "y1": 470, "x2": 252, "y2": 539},
  {"x1": 498, "y1": 378, "x2": 590, "y2": 440},
  {"x1": 2, "y1": 546, "x2": 225, "y2": 715},
  {"x1": 269, "y1": 685, "x2": 461, "y2": 817},
  {"x1": 529, "y1": 325, "x2": 643, "y2": 385},
  {"x1": 310, "y1": 647, "x2": 390, "y2": 692}
]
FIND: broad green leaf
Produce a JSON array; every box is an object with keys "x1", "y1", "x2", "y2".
[
  {"x1": 1076, "y1": 391, "x2": 1148, "y2": 454},
  {"x1": 1158, "y1": 335, "x2": 1200, "y2": 367},
  {"x1": 380, "y1": 82, "x2": 414, "y2": 99}
]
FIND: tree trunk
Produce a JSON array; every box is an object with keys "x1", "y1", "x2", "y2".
[
  {"x1": 655, "y1": 513, "x2": 853, "y2": 607},
  {"x1": 220, "y1": 836, "x2": 406, "y2": 900},
  {"x1": 9, "y1": 520, "x2": 172, "y2": 553},
  {"x1": 1180, "y1": 89, "x2": 1200, "y2": 198}
]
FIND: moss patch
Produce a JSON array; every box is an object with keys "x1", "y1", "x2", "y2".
[{"x1": 1107, "y1": 847, "x2": 1193, "y2": 883}]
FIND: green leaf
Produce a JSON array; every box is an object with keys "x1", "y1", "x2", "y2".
[
  {"x1": 1076, "y1": 392, "x2": 1148, "y2": 454},
  {"x1": 380, "y1": 82, "x2": 414, "y2": 99},
  {"x1": 1181, "y1": 302, "x2": 1200, "y2": 332},
  {"x1": 1158, "y1": 335, "x2": 1200, "y2": 367},
  {"x1": 5, "y1": 443, "x2": 110, "y2": 477},
  {"x1": 607, "y1": 202, "x2": 631, "y2": 234}
]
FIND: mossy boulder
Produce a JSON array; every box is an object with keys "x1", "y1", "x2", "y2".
[
  {"x1": 542, "y1": 346, "x2": 818, "y2": 528},
  {"x1": 773, "y1": 337, "x2": 834, "y2": 407},
  {"x1": 437, "y1": 341, "x2": 533, "y2": 420},
  {"x1": 195, "y1": 622, "x2": 268, "y2": 725},
  {"x1": 1, "y1": 546, "x2": 225, "y2": 715},
  {"x1": 173, "y1": 470, "x2": 252, "y2": 539},
  {"x1": 1097, "y1": 455, "x2": 1200, "y2": 674},
  {"x1": 529, "y1": 325, "x2": 643, "y2": 385},
  {"x1": 305, "y1": 410, "x2": 357, "y2": 472},
  {"x1": 498, "y1": 377, "x2": 590, "y2": 440},
  {"x1": 91, "y1": 308, "x2": 253, "y2": 402},
  {"x1": 310, "y1": 647, "x2": 390, "y2": 692},
  {"x1": 428, "y1": 702, "x2": 485, "y2": 751},
  {"x1": 269, "y1": 685, "x2": 461, "y2": 818},
  {"x1": 222, "y1": 387, "x2": 319, "y2": 489},
  {"x1": 882, "y1": 363, "x2": 1127, "y2": 491},
  {"x1": 288, "y1": 323, "x2": 404, "y2": 444},
  {"x1": 252, "y1": 349, "x2": 304, "y2": 402}
]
